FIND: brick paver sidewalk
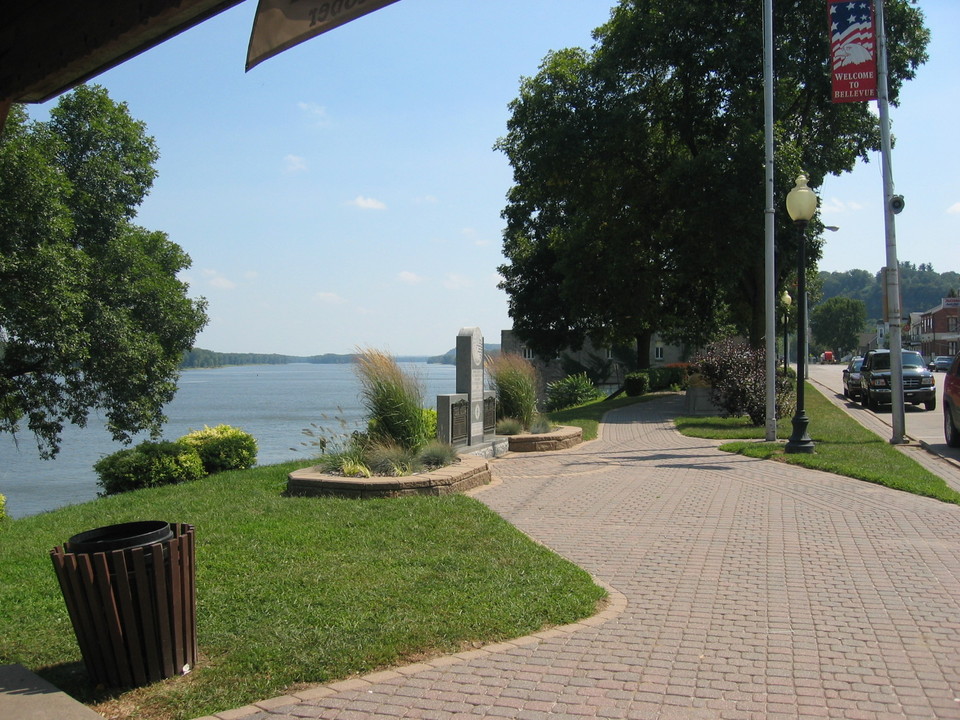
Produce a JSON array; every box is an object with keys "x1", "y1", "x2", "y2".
[{"x1": 204, "y1": 395, "x2": 960, "y2": 720}]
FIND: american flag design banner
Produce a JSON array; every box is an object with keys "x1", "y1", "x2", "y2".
[{"x1": 828, "y1": 0, "x2": 878, "y2": 102}]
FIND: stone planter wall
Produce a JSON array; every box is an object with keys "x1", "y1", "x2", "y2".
[
  {"x1": 287, "y1": 454, "x2": 491, "y2": 499},
  {"x1": 507, "y1": 425, "x2": 582, "y2": 453}
]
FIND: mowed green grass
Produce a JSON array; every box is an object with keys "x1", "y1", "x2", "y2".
[
  {"x1": 0, "y1": 460, "x2": 605, "y2": 720},
  {"x1": 676, "y1": 382, "x2": 960, "y2": 505}
]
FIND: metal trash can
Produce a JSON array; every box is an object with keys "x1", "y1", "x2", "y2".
[{"x1": 50, "y1": 521, "x2": 197, "y2": 688}]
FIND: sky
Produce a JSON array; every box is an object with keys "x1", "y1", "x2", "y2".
[{"x1": 26, "y1": 0, "x2": 960, "y2": 357}]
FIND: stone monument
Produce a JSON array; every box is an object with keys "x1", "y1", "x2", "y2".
[{"x1": 437, "y1": 327, "x2": 500, "y2": 454}]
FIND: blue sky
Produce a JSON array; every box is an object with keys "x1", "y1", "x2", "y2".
[{"x1": 27, "y1": 1, "x2": 959, "y2": 356}]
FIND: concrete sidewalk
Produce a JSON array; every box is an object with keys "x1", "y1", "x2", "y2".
[{"x1": 200, "y1": 394, "x2": 960, "y2": 720}]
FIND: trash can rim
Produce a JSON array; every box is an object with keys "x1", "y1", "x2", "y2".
[{"x1": 67, "y1": 520, "x2": 173, "y2": 554}]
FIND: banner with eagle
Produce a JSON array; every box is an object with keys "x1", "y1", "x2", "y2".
[{"x1": 828, "y1": 0, "x2": 878, "y2": 103}]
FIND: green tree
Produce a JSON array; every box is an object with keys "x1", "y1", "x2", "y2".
[
  {"x1": 0, "y1": 86, "x2": 208, "y2": 458},
  {"x1": 811, "y1": 296, "x2": 867, "y2": 358},
  {"x1": 497, "y1": 0, "x2": 928, "y2": 355}
]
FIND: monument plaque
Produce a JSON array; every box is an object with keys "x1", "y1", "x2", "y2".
[{"x1": 451, "y1": 399, "x2": 469, "y2": 445}]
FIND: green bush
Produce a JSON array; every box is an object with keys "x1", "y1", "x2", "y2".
[
  {"x1": 355, "y1": 349, "x2": 430, "y2": 451},
  {"x1": 546, "y1": 373, "x2": 602, "y2": 412},
  {"x1": 422, "y1": 408, "x2": 438, "y2": 441},
  {"x1": 647, "y1": 364, "x2": 692, "y2": 391},
  {"x1": 179, "y1": 424, "x2": 258, "y2": 474},
  {"x1": 94, "y1": 441, "x2": 205, "y2": 495},
  {"x1": 0, "y1": 492, "x2": 7, "y2": 522},
  {"x1": 487, "y1": 353, "x2": 538, "y2": 429},
  {"x1": 624, "y1": 372, "x2": 650, "y2": 396}
]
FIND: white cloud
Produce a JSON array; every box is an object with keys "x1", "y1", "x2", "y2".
[
  {"x1": 415, "y1": 195, "x2": 439, "y2": 205},
  {"x1": 315, "y1": 291, "x2": 345, "y2": 304},
  {"x1": 351, "y1": 195, "x2": 387, "y2": 210},
  {"x1": 947, "y1": 202, "x2": 960, "y2": 215},
  {"x1": 821, "y1": 196, "x2": 865, "y2": 214},
  {"x1": 443, "y1": 273, "x2": 472, "y2": 290},
  {"x1": 397, "y1": 271, "x2": 424, "y2": 285},
  {"x1": 283, "y1": 154, "x2": 307, "y2": 173},
  {"x1": 201, "y1": 269, "x2": 236, "y2": 290},
  {"x1": 297, "y1": 101, "x2": 329, "y2": 127}
]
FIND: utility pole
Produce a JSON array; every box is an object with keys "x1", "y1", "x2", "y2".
[{"x1": 875, "y1": 0, "x2": 906, "y2": 444}]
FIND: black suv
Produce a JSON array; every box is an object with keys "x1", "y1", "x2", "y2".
[{"x1": 859, "y1": 349, "x2": 936, "y2": 411}]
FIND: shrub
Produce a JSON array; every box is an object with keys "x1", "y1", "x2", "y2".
[
  {"x1": 355, "y1": 348, "x2": 430, "y2": 451},
  {"x1": 422, "y1": 408, "x2": 438, "y2": 441},
  {"x1": 647, "y1": 364, "x2": 692, "y2": 391},
  {"x1": 624, "y1": 372, "x2": 650, "y2": 397},
  {"x1": 417, "y1": 440, "x2": 458, "y2": 469},
  {"x1": 0, "y1": 493, "x2": 6, "y2": 522},
  {"x1": 495, "y1": 418, "x2": 524, "y2": 435},
  {"x1": 366, "y1": 441, "x2": 417, "y2": 477},
  {"x1": 487, "y1": 353, "x2": 538, "y2": 429},
  {"x1": 94, "y1": 441, "x2": 205, "y2": 495},
  {"x1": 179, "y1": 424, "x2": 258, "y2": 474},
  {"x1": 692, "y1": 337, "x2": 795, "y2": 425},
  {"x1": 546, "y1": 372, "x2": 602, "y2": 411},
  {"x1": 529, "y1": 415, "x2": 554, "y2": 434}
]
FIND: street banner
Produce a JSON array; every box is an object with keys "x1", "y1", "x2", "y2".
[
  {"x1": 828, "y1": 0, "x2": 878, "y2": 103},
  {"x1": 247, "y1": 0, "x2": 401, "y2": 71}
]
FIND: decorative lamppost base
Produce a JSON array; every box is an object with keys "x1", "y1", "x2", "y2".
[{"x1": 785, "y1": 411, "x2": 815, "y2": 454}]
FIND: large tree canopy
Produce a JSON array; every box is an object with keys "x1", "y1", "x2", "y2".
[
  {"x1": 497, "y1": 0, "x2": 929, "y2": 361},
  {"x1": 811, "y1": 296, "x2": 868, "y2": 358},
  {"x1": 0, "y1": 85, "x2": 208, "y2": 458}
]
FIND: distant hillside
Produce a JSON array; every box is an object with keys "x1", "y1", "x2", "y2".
[
  {"x1": 817, "y1": 263, "x2": 959, "y2": 319},
  {"x1": 181, "y1": 349, "x2": 431, "y2": 369},
  {"x1": 427, "y1": 344, "x2": 501, "y2": 365}
]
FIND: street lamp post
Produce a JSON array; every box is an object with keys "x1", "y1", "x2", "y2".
[
  {"x1": 785, "y1": 174, "x2": 817, "y2": 454},
  {"x1": 782, "y1": 291, "x2": 792, "y2": 376}
]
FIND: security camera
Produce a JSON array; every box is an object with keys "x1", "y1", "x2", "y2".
[{"x1": 890, "y1": 195, "x2": 905, "y2": 214}]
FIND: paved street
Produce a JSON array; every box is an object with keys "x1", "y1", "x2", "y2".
[
  {"x1": 806, "y1": 362, "x2": 960, "y2": 472},
  {"x1": 203, "y1": 393, "x2": 960, "y2": 720}
]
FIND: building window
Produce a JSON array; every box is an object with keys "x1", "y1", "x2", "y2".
[
  {"x1": 521, "y1": 345, "x2": 535, "y2": 360},
  {"x1": 949, "y1": 316, "x2": 959, "y2": 333},
  {"x1": 654, "y1": 346, "x2": 664, "y2": 361}
]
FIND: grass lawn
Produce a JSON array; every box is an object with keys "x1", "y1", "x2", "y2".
[
  {"x1": 0, "y1": 460, "x2": 605, "y2": 720},
  {"x1": 676, "y1": 382, "x2": 960, "y2": 505}
]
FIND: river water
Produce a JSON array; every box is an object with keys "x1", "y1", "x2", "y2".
[{"x1": 0, "y1": 362, "x2": 457, "y2": 519}]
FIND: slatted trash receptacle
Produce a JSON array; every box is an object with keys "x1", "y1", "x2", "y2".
[{"x1": 50, "y1": 521, "x2": 197, "y2": 689}]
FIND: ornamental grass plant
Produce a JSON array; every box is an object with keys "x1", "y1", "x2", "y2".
[
  {"x1": 355, "y1": 348, "x2": 431, "y2": 451},
  {"x1": 487, "y1": 352, "x2": 538, "y2": 429}
]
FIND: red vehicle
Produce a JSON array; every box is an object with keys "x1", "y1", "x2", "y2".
[{"x1": 945, "y1": 353, "x2": 960, "y2": 447}]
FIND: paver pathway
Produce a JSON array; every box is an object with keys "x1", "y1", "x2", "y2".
[{"x1": 204, "y1": 395, "x2": 960, "y2": 720}]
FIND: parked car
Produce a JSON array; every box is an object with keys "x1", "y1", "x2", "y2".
[
  {"x1": 933, "y1": 355, "x2": 954, "y2": 372},
  {"x1": 842, "y1": 356, "x2": 864, "y2": 400},
  {"x1": 859, "y1": 349, "x2": 936, "y2": 411},
  {"x1": 944, "y1": 354, "x2": 960, "y2": 447}
]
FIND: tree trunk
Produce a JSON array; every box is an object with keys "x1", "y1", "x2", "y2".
[{"x1": 635, "y1": 331, "x2": 652, "y2": 370}]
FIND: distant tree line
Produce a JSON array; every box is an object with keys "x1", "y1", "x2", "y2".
[
  {"x1": 181, "y1": 349, "x2": 357, "y2": 368},
  {"x1": 817, "y1": 262, "x2": 959, "y2": 321}
]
